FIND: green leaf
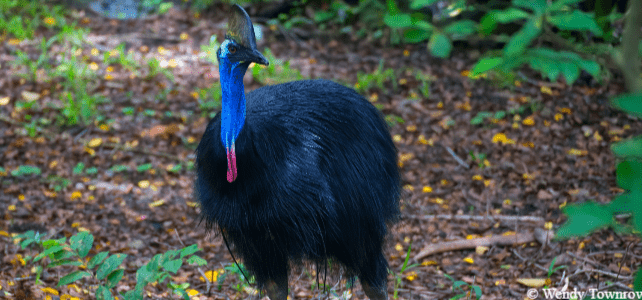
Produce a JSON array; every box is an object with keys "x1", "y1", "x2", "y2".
[
  {"x1": 70, "y1": 231, "x2": 93, "y2": 258},
  {"x1": 548, "y1": 11, "x2": 603, "y2": 36},
  {"x1": 47, "y1": 259, "x2": 83, "y2": 268},
  {"x1": 556, "y1": 202, "x2": 613, "y2": 239},
  {"x1": 609, "y1": 190, "x2": 641, "y2": 214},
  {"x1": 494, "y1": 111, "x2": 506, "y2": 119},
  {"x1": 73, "y1": 162, "x2": 85, "y2": 175},
  {"x1": 471, "y1": 57, "x2": 504, "y2": 76},
  {"x1": 428, "y1": 32, "x2": 452, "y2": 58},
  {"x1": 404, "y1": 29, "x2": 431, "y2": 43},
  {"x1": 96, "y1": 254, "x2": 127, "y2": 280},
  {"x1": 513, "y1": 0, "x2": 546, "y2": 15},
  {"x1": 471, "y1": 285, "x2": 482, "y2": 299},
  {"x1": 88, "y1": 251, "x2": 110, "y2": 269},
  {"x1": 386, "y1": 0, "x2": 400, "y2": 15},
  {"x1": 504, "y1": 18, "x2": 541, "y2": 57},
  {"x1": 612, "y1": 136, "x2": 642, "y2": 159},
  {"x1": 11, "y1": 165, "x2": 42, "y2": 176},
  {"x1": 314, "y1": 11, "x2": 335, "y2": 23},
  {"x1": 136, "y1": 163, "x2": 152, "y2": 172},
  {"x1": 616, "y1": 160, "x2": 642, "y2": 190},
  {"x1": 559, "y1": 61, "x2": 580, "y2": 84},
  {"x1": 579, "y1": 60, "x2": 600, "y2": 77},
  {"x1": 162, "y1": 259, "x2": 183, "y2": 274},
  {"x1": 611, "y1": 93, "x2": 642, "y2": 118},
  {"x1": 136, "y1": 265, "x2": 155, "y2": 285},
  {"x1": 34, "y1": 245, "x2": 65, "y2": 262},
  {"x1": 57, "y1": 270, "x2": 91, "y2": 286},
  {"x1": 384, "y1": 13, "x2": 412, "y2": 28},
  {"x1": 106, "y1": 269, "x2": 124, "y2": 289},
  {"x1": 96, "y1": 285, "x2": 114, "y2": 300},
  {"x1": 180, "y1": 244, "x2": 200, "y2": 259},
  {"x1": 548, "y1": 0, "x2": 584, "y2": 12},
  {"x1": 410, "y1": 0, "x2": 440, "y2": 9},
  {"x1": 187, "y1": 255, "x2": 207, "y2": 266},
  {"x1": 443, "y1": 20, "x2": 476, "y2": 37},
  {"x1": 480, "y1": 8, "x2": 530, "y2": 35}
]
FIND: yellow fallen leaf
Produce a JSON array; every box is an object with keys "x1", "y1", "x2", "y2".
[
  {"x1": 87, "y1": 138, "x2": 102, "y2": 148},
  {"x1": 476, "y1": 246, "x2": 489, "y2": 255},
  {"x1": 463, "y1": 257, "x2": 474, "y2": 264},
  {"x1": 41, "y1": 287, "x2": 59, "y2": 295},
  {"x1": 21, "y1": 91, "x2": 40, "y2": 102},
  {"x1": 0, "y1": 96, "x2": 9, "y2": 105},
  {"x1": 138, "y1": 180, "x2": 150, "y2": 189},
  {"x1": 540, "y1": 86, "x2": 553, "y2": 95},
  {"x1": 149, "y1": 199, "x2": 165, "y2": 207},
  {"x1": 516, "y1": 278, "x2": 548, "y2": 288},
  {"x1": 200, "y1": 270, "x2": 219, "y2": 282}
]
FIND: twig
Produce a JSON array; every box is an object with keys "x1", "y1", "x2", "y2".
[
  {"x1": 582, "y1": 268, "x2": 632, "y2": 280},
  {"x1": 414, "y1": 230, "x2": 552, "y2": 261},
  {"x1": 196, "y1": 266, "x2": 213, "y2": 294},
  {"x1": 598, "y1": 282, "x2": 633, "y2": 292},
  {"x1": 565, "y1": 251, "x2": 603, "y2": 268},
  {"x1": 511, "y1": 249, "x2": 549, "y2": 273},
  {"x1": 407, "y1": 214, "x2": 545, "y2": 223},
  {"x1": 443, "y1": 146, "x2": 469, "y2": 169}
]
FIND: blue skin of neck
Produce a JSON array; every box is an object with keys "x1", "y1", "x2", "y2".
[{"x1": 218, "y1": 55, "x2": 250, "y2": 150}]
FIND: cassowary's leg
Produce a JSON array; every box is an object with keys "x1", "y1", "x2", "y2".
[
  {"x1": 358, "y1": 251, "x2": 389, "y2": 300},
  {"x1": 251, "y1": 253, "x2": 288, "y2": 300},
  {"x1": 265, "y1": 277, "x2": 288, "y2": 300}
]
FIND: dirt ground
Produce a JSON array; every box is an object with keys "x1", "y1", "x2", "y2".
[{"x1": 1, "y1": 4, "x2": 640, "y2": 300}]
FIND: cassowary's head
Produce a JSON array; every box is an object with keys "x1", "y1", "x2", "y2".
[{"x1": 217, "y1": 4, "x2": 269, "y2": 67}]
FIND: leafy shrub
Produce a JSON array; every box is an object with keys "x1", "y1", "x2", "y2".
[{"x1": 13, "y1": 230, "x2": 208, "y2": 300}]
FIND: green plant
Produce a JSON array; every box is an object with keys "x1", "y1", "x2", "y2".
[
  {"x1": 44, "y1": 175, "x2": 72, "y2": 191},
  {"x1": 13, "y1": 230, "x2": 207, "y2": 300},
  {"x1": 471, "y1": 0, "x2": 610, "y2": 85},
  {"x1": 12, "y1": 36, "x2": 56, "y2": 82},
  {"x1": 0, "y1": 0, "x2": 66, "y2": 39},
  {"x1": 391, "y1": 243, "x2": 419, "y2": 299},
  {"x1": 443, "y1": 273, "x2": 482, "y2": 300},
  {"x1": 196, "y1": 82, "x2": 223, "y2": 117},
  {"x1": 11, "y1": 165, "x2": 42, "y2": 177},
  {"x1": 384, "y1": 0, "x2": 475, "y2": 56},
  {"x1": 468, "y1": 151, "x2": 487, "y2": 169},
  {"x1": 54, "y1": 48, "x2": 103, "y2": 126},
  {"x1": 545, "y1": 256, "x2": 566, "y2": 288},
  {"x1": 356, "y1": 61, "x2": 396, "y2": 93},
  {"x1": 217, "y1": 262, "x2": 255, "y2": 294},
  {"x1": 251, "y1": 48, "x2": 303, "y2": 85}
]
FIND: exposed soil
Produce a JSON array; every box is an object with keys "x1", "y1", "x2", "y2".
[{"x1": 1, "y1": 4, "x2": 640, "y2": 300}]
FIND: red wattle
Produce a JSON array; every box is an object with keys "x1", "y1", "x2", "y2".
[{"x1": 226, "y1": 147, "x2": 237, "y2": 182}]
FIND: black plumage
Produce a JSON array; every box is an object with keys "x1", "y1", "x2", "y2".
[{"x1": 195, "y1": 5, "x2": 400, "y2": 300}]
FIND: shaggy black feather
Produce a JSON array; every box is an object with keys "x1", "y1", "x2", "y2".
[{"x1": 195, "y1": 79, "x2": 400, "y2": 293}]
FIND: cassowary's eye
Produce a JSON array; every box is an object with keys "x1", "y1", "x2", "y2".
[{"x1": 228, "y1": 45, "x2": 237, "y2": 53}]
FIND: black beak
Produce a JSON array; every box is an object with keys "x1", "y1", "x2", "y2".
[{"x1": 250, "y1": 48, "x2": 269, "y2": 66}]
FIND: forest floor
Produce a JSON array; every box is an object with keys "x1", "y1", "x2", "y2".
[{"x1": 1, "y1": 4, "x2": 641, "y2": 300}]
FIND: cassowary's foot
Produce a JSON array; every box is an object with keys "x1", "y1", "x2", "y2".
[
  {"x1": 362, "y1": 282, "x2": 388, "y2": 300},
  {"x1": 265, "y1": 279, "x2": 288, "y2": 300}
]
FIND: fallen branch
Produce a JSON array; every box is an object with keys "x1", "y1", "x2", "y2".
[
  {"x1": 414, "y1": 228, "x2": 554, "y2": 261},
  {"x1": 444, "y1": 145, "x2": 469, "y2": 169},
  {"x1": 407, "y1": 214, "x2": 545, "y2": 223}
]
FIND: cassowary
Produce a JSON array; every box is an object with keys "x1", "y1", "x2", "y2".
[{"x1": 195, "y1": 4, "x2": 400, "y2": 299}]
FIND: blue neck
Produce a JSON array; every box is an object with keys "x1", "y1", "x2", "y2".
[{"x1": 219, "y1": 58, "x2": 249, "y2": 149}]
